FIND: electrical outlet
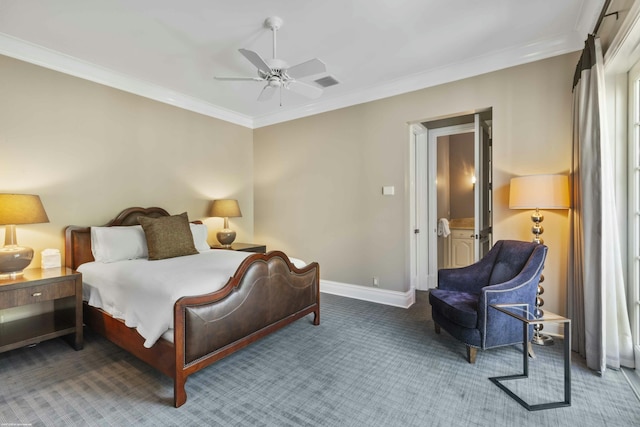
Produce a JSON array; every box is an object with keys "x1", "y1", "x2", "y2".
[{"x1": 372, "y1": 277, "x2": 379, "y2": 287}]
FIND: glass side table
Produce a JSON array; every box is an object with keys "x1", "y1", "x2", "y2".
[{"x1": 489, "y1": 303, "x2": 571, "y2": 411}]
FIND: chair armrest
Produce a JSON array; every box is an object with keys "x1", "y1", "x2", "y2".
[
  {"x1": 480, "y1": 276, "x2": 539, "y2": 307},
  {"x1": 476, "y1": 245, "x2": 547, "y2": 347},
  {"x1": 438, "y1": 260, "x2": 493, "y2": 292}
]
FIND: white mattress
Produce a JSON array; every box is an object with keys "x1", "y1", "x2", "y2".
[{"x1": 79, "y1": 249, "x2": 306, "y2": 348}]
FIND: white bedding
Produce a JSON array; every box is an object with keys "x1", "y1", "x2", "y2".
[{"x1": 79, "y1": 249, "x2": 305, "y2": 348}]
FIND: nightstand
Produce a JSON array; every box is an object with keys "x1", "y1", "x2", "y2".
[
  {"x1": 211, "y1": 243, "x2": 267, "y2": 253},
  {"x1": 0, "y1": 268, "x2": 83, "y2": 353}
]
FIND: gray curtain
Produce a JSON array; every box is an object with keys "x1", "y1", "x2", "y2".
[{"x1": 569, "y1": 35, "x2": 634, "y2": 372}]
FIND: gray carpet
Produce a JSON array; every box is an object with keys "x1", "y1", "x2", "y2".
[{"x1": 1, "y1": 292, "x2": 639, "y2": 426}]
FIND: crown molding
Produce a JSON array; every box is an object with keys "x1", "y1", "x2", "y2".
[
  {"x1": 1, "y1": 31, "x2": 584, "y2": 130},
  {"x1": 604, "y1": 0, "x2": 640, "y2": 74},
  {"x1": 0, "y1": 33, "x2": 253, "y2": 128},
  {"x1": 573, "y1": 0, "x2": 606, "y2": 35},
  {"x1": 252, "y1": 31, "x2": 585, "y2": 128}
]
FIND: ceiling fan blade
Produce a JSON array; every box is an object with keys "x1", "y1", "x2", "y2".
[
  {"x1": 287, "y1": 80, "x2": 323, "y2": 99},
  {"x1": 287, "y1": 58, "x2": 326, "y2": 79},
  {"x1": 239, "y1": 48, "x2": 271, "y2": 73},
  {"x1": 214, "y1": 76, "x2": 264, "y2": 81},
  {"x1": 257, "y1": 85, "x2": 277, "y2": 101}
]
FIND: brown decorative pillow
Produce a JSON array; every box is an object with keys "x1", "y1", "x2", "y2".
[{"x1": 138, "y1": 212, "x2": 198, "y2": 260}]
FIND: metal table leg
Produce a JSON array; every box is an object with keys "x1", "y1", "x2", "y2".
[{"x1": 489, "y1": 320, "x2": 571, "y2": 411}]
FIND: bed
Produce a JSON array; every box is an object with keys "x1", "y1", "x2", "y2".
[{"x1": 64, "y1": 207, "x2": 320, "y2": 407}]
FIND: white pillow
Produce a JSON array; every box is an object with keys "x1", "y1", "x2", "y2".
[
  {"x1": 91, "y1": 225, "x2": 149, "y2": 263},
  {"x1": 190, "y1": 223, "x2": 210, "y2": 252}
]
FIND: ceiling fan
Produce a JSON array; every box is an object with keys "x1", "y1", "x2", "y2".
[{"x1": 215, "y1": 16, "x2": 330, "y2": 102}]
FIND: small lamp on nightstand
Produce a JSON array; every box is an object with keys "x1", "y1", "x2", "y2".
[
  {"x1": 0, "y1": 194, "x2": 50, "y2": 278},
  {"x1": 210, "y1": 199, "x2": 242, "y2": 248}
]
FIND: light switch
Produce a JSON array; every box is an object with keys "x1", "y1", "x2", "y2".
[{"x1": 382, "y1": 186, "x2": 395, "y2": 196}]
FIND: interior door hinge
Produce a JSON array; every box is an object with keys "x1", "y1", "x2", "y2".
[{"x1": 414, "y1": 229, "x2": 420, "y2": 234}]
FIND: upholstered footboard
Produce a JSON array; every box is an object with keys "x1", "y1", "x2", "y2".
[
  {"x1": 173, "y1": 251, "x2": 320, "y2": 407},
  {"x1": 65, "y1": 207, "x2": 320, "y2": 408}
]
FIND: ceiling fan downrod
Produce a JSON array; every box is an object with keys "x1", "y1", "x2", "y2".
[{"x1": 264, "y1": 16, "x2": 283, "y2": 60}]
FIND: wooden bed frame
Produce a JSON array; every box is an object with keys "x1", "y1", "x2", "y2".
[{"x1": 65, "y1": 207, "x2": 320, "y2": 407}]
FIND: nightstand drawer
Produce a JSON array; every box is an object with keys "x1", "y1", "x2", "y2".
[{"x1": 0, "y1": 279, "x2": 76, "y2": 309}]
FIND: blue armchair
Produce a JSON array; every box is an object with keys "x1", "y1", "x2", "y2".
[{"x1": 429, "y1": 240, "x2": 547, "y2": 363}]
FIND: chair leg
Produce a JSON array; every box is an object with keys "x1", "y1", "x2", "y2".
[
  {"x1": 434, "y1": 323, "x2": 441, "y2": 334},
  {"x1": 466, "y1": 345, "x2": 477, "y2": 364}
]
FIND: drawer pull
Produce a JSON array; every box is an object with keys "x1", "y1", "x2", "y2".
[{"x1": 32, "y1": 292, "x2": 43, "y2": 297}]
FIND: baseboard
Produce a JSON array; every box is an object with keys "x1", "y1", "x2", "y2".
[{"x1": 320, "y1": 280, "x2": 415, "y2": 308}]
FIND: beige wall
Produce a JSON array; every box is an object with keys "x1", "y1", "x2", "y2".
[
  {"x1": 254, "y1": 52, "x2": 578, "y2": 315},
  {"x1": 0, "y1": 51, "x2": 578, "y2": 316},
  {"x1": 0, "y1": 55, "x2": 254, "y2": 267}
]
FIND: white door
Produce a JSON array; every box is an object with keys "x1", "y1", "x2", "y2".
[
  {"x1": 474, "y1": 114, "x2": 492, "y2": 260},
  {"x1": 414, "y1": 122, "x2": 474, "y2": 290}
]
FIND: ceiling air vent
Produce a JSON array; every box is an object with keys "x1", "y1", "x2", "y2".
[{"x1": 314, "y1": 75, "x2": 340, "y2": 88}]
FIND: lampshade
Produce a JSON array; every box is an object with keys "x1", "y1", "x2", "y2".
[
  {"x1": 0, "y1": 194, "x2": 50, "y2": 225},
  {"x1": 210, "y1": 199, "x2": 242, "y2": 247},
  {"x1": 210, "y1": 199, "x2": 242, "y2": 218},
  {"x1": 0, "y1": 194, "x2": 49, "y2": 278},
  {"x1": 509, "y1": 175, "x2": 570, "y2": 210}
]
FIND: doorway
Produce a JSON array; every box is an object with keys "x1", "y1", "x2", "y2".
[{"x1": 410, "y1": 111, "x2": 492, "y2": 291}]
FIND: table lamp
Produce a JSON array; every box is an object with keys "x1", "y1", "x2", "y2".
[
  {"x1": 0, "y1": 194, "x2": 50, "y2": 278},
  {"x1": 509, "y1": 174, "x2": 570, "y2": 345},
  {"x1": 210, "y1": 199, "x2": 242, "y2": 247}
]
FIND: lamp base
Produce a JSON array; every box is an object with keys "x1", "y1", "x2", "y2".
[
  {"x1": 532, "y1": 333, "x2": 554, "y2": 346},
  {"x1": 0, "y1": 245, "x2": 34, "y2": 279},
  {"x1": 216, "y1": 229, "x2": 236, "y2": 247}
]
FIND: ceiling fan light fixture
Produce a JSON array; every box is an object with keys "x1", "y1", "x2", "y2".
[
  {"x1": 268, "y1": 78, "x2": 282, "y2": 87},
  {"x1": 214, "y1": 15, "x2": 329, "y2": 104}
]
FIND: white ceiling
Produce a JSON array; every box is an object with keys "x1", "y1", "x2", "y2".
[{"x1": 0, "y1": 0, "x2": 604, "y2": 128}]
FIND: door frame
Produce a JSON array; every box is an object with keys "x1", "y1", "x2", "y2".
[
  {"x1": 409, "y1": 124, "x2": 427, "y2": 292},
  {"x1": 410, "y1": 112, "x2": 492, "y2": 291}
]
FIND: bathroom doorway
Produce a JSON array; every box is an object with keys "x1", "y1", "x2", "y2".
[
  {"x1": 411, "y1": 110, "x2": 492, "y2": 290},
  {"x1": 435, "y1": 129, "x2": 475, "y2": 270}
]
